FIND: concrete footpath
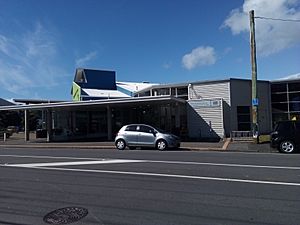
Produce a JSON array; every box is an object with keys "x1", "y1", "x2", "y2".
[{"x1": 0, "y1": 135, "x2": 276, "y2": 153}]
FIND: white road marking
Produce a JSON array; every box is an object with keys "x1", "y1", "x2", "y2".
[
  {"x1": 12, "y1": 166, "x2": 300, "y2": 187},
  {"x1": 147, "y1": 160, "x2": 300, "y2": 170},
  {"x1": 1, "y1": 154, "x2": 300, "y2": 170},
  {"x1": 2, "y1": 154, "x2": 300, "y2": 186},
  {"x1": 6, "y1": 159, "x2": 144, "y2": 167}
]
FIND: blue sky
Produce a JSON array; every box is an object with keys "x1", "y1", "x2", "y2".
[{"x1": 0, "y1": 0, "x2": 299, "y2": 100}]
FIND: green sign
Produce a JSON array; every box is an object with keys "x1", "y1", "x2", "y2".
[{"x1": 72, "y1": 82, "x2": 81, "y2": 101}]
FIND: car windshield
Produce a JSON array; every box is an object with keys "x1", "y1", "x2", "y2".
[
  {"x1": 274, "y1": 123, "x2": 279, "y2": 131},
  {"x1": 277, "y1": 122, "x2": 293, "y2": 131}
]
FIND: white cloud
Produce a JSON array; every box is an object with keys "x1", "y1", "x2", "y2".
[
  {"x1": 0, "y1": 22, "x2": 68, "y2": 97},
  {"x1": 182, "y1": 46, "x2": 217, "y2": 70},
  {"x1": 75, "y1": 51, "x2": 97, "y2": 67},
  {"x1": 24, "y1": 22, "x2": 57, "y2": 58},
  {"x1": 223, "y1": 0, "x2": 300, "y2": 56},
  {"x1": 279, "y1": 72, "x2": 300, "y2": 79}
]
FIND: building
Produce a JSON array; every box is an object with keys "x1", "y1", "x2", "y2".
[
  {"x1": 0, "y1": 68, "x2": 299, "y2": 142},
  {"x1": 135, "y1": 78, "x2": 272, "y2": 139},
  {"x1": 72, "y1": 68, "x2": 156, "y2": 100}
]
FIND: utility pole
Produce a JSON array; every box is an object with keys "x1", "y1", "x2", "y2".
[{"x1": 249, "y1": 10, "x2": 259, "y2": 140}]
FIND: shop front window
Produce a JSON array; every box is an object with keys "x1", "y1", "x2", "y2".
[
  {"x1": 271, "y1": 83, "x2": 287, "y2": 93},
  {"x1": 289, "y1": 102, "x2": 300, "y2": 112},
  {"x1": 237, "y1": 106, "x2": 251, "y2": 131},
  {"x1": 271, "y1": 93, "x2": 288, "y2": 103},
  {"x1": 272, "y1": 103, "x2": 288, "y2": 113},
  {"x1": 288, "y1": 82, "x2": 300, "y2": 92}
]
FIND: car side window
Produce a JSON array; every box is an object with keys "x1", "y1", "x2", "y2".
[
  {"x1": 139, "y1": 125, "x2": 154, "y2": 133},
  {"x1": 125, "y1": 125, "x2": 137, "y2": 132}
]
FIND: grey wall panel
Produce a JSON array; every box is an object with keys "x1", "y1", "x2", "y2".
[
  {"x1": 230, "y1": 80, "x2": 272, "y2": 133},
  {"x1": 257, "y1": 82, "x2": 272, "y2": 133}
]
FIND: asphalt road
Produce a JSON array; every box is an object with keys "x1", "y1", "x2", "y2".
[{"x1": 0, "y1": 147, "x2": 300, "y2": 225}]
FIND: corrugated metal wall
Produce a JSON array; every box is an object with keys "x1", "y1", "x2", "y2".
[
  {"x1": 187, "y1": 81, "x2": 230, "y2": 139},
  {"x1": 189, "y1": 82, "x2": 231, "y2": 105},
  {"x1": 187, "y1": 99, "x2": 224, "y2": 139},
  {"x1": 185, "y1": 79, "x2": 272, "y2": 139}
]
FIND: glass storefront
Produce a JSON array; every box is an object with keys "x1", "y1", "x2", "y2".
[
  {"x1": 48, "y1": 100, "x2": 187, "y2": 141},
  {"x1": 271, "y1": 81, "x2": 300, "y2": 124},
  {"x1": 51, "y1": 109, "x2": 108, "y2": 141},
  {"x1": 111, "y1": 102, "x2": 187, "y2": 138}
]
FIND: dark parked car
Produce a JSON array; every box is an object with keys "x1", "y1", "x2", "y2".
[
  {"x1": 115, "y1": 124, "x2": 180, "y2": 150},
  {"x1": 270, "y1": 120, "x2": 300, "y2": 153}
]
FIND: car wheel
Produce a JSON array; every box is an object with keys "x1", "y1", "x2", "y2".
[
  {"x1": 156, "y1": 139, "x2": 167, "y2": 151},
  {"x1": 115, "y1": 139, "x2": 126, "y2": 150},
  {"x1": 279, "y1": 140, "x2": 295, "y2": 153}
]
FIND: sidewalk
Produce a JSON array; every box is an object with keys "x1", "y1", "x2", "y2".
[
  {"x1": 227, "y1": 141, "x2": 276, "y2": 153},
  {"x1": 0, "y1": 139, "x2": 225, "y2": 151},
  {"x1": 0, "y1": 134, "x2": 276, "y2": 152}
]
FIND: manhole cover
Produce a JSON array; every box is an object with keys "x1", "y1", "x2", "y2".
[{"x1": 43, "y1": 207, "x2": 88, "y2": 224}]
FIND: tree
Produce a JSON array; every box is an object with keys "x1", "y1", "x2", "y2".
[{"x1": 0, "y1": 111, "x2": 22, "y2": 130}]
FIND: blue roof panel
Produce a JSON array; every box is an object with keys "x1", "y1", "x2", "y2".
[{"x1": 75, "y1": 69, "x2": 117, "y2": 90}]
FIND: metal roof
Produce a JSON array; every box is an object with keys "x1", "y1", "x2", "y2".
[
  {"x1": 0, "y1": 96, "x2": 186, "y2": 111},
  {"x1": 82, "y1": 88, "x2": 130, "y2": 98},
  {"x1": 271, "y1": 77, "x2": 300, "y2": 84},
  {"x1": 0, "y1": 98, "x2": 15, "y2": 106},
  {"x1": 135, "y1": 77, "x2": 270, "y2": 94},
  {"x1": 13, "y1": 99, "x2": 65, "y2": 104}
]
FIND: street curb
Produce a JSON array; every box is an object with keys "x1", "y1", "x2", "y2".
[
  {"x1": 1, "y1": 139, "x2": 273, "y2": 152},
  {"x1": 0, "y1": 144, "x2": 223, "y2": 151},
  {"x1": 0, "y1": 145, "x2": 115, "y2": 149},
  {"x1": 0, "y1": 144, "x2": 277, "y2": 153},
  {"x1": 222, "y1": 138, "x2": 231, "y2": 150}
]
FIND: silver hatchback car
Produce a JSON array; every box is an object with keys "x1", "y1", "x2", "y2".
[{"x1": 115, "y1": 124, "x2": 180, "y2": 150}]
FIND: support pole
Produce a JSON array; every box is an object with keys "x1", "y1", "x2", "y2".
[
  {"x1": 249, "y1": 10, "x2": 259, "y2": 140},
  {"x1": 46, "y1": 110, "x2": 52, "y2": 142},
  {"x1": 24, "y1": 109, "x2": 29, "y2": 141}
]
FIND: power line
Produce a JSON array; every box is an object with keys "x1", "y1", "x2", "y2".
[{"x1": 255, "y1": 16, "x2": 300, "y2": 22}]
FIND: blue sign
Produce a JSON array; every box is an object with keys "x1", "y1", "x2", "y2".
[{"x1": 252, "y1": 98, "x2": 259, "y2": 106}]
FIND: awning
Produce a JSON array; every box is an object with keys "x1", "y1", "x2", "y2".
[{"x1": 0, "y1": 96, "x2": 186, "y2": 111}]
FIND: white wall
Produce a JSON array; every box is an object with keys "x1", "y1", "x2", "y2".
[{"x1": 187, "y1": 99, "x2": 224, "y2": 139}]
